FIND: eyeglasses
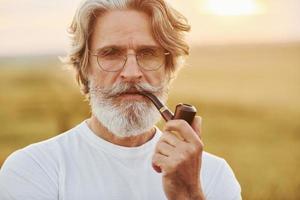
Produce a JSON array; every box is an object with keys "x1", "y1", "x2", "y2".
[{"x1": 89, "y1": 47, "x2": 170, "y2": 72}]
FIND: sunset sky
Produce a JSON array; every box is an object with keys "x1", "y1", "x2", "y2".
[{"x1": 1, "y1": 0, "x2": 300, "y2": 56}]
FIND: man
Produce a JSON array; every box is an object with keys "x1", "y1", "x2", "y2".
[{"x1": 0, "y1": 0, "x2": 241, "y2": 199}]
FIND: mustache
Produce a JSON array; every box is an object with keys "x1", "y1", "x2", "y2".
[{"x1": 89, "y1": 82, "x2": 168, "y2": 99}]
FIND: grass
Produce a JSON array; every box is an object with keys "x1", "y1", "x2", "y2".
[{"x1": 0, "y1": 43, "x2": 299, "y2": 199}]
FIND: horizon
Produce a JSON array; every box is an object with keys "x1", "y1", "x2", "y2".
[
  {"x1": 1, "y1": 0, "x2": 300, "y2": 56},
  {"x1": 1, "y1": 41, "x2": 299, "y2": 59}
]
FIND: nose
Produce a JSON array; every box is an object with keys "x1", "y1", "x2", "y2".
[{"x1": 120, "y1": 54, "x2": 143, "y2": 82}]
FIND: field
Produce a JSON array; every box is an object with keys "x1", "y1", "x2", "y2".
[{"x1": 0, "y1": 43, "x2": 299, "y2": 199}]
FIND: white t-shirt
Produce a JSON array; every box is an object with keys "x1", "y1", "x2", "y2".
[{"x1": 0, "y1": 121, "x2": 241, "y2": 200}]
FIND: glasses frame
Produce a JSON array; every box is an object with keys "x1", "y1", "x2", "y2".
[{"x1": 89, "y1": 49, "x2": 170, "y2": 72}]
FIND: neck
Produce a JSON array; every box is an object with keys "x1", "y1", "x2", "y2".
[{"x1": 87, "y1": 115, "x2": 156, "y2": 147}]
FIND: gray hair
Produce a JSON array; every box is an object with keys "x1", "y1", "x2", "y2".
[{"x1": 63, "y1": 0, "x2": 190, "y2": 95}]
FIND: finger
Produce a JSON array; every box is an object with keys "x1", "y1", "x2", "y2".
[
  {"x1": 191, "y1": 116, "x2": 202, "y2": 139},
  {"x1": 155, "y1": 141, "x2": 175, "y2": 157},
  {"x1": 164, "y1": 119, "x2": 199, "y2": 143},
  {"x1": 168, "y1": 131, "x2": 185, "y2": 141},
  {"x1": 152, "y1": 153, "x2": 168, "y2": 173},
  {"x1": 161, "y1": 131, "x2": 183, "y2": 147}
]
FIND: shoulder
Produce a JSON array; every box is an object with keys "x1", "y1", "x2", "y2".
[
  {"x1": 0, "y1": 122, "x2": 85, "y2": 177},
  {"x1": 1, "y1": 121, "x2": 85, "y2": 168},
  {"x1": 0, "y1": 146, "x2": 58, "y2": 199},
  {"x1": 201, "y1": 151, "x2": 230, "y2": 173},
  {"x1": 0, "y1": 125, "x2": 77, "y2": 177},
  {"x1": 201, "y1": 152, "x2": 242, "y2": 200},
  {"x1": 0, "y1": 122, "x2": 85, "y2": 199}
]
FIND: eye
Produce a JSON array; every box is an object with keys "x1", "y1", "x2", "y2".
[
  {"x1": 98, "y1": 48, "x2": 123, "y2": 58},
  {"x1": 138, "y1": 48, "x2": 158, "y2": 57}
]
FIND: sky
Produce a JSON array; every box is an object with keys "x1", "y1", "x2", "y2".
[{"x1": 0, "y1": 0, "x2": 300, "y2": 56}]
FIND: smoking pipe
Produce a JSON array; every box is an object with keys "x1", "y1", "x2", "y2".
[
  {"x1": 138, "y1": 92, "x2": 197, "y2": 173},
  {"x1": 139, "y1": 92, "x2": 197, "y2": 125}
]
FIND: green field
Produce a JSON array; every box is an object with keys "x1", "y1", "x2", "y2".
[{"x1": 0, "y1": 43, "x2": 299, "y2": 199}]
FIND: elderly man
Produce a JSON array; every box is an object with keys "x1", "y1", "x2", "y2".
[{"x1": 0, "y1": 0, "x2": 241, "y2": 199}]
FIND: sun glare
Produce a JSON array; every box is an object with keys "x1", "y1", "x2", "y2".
[{"x1": 202, "y1": 0, "x2": 263, "y2": 16}]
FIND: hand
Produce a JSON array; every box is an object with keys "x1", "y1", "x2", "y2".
[{"x1": 152, "y1": 116, "x2": 205, "y2": 200}]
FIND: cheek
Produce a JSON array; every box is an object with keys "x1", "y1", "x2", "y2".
[
  {"x1": 144, "y1": 68, "x2": 167, "y2": 86},
  {"x1": 90, "y1": 72, "x2": 120, "y2": 88},
  {"x1": 88, "y1": 58, "x2": 120, "y2": 87}
]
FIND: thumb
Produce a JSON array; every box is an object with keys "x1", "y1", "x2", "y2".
[{"x1": 191, "y1": 116, "x2": 202, "y2": 139}]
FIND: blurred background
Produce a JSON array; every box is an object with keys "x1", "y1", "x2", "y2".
[{"x1": 0, "y1": 0, "x2": 299, "y2": 199}]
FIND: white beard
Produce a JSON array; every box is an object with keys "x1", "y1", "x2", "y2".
[{"x1": 89, "y1": 81, "x2": 168, "y2": 137}]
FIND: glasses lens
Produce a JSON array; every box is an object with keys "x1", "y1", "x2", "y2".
[
  {"x1": 94, "y1": 47, "x2": 167, "y2": 72},
  {"x1": 96, "y1": 48, "x2": 125, "y2": 72},
  {"x1": 137, "y1": 48, "x2": 166, "y2": 71},
  {"x1": 97, "y1": 57, "x2": 124, "y2": 72}
]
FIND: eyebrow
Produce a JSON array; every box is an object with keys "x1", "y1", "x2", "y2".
[{"x1": 95, "y1": 44, "x2": 162, "y2": 51}]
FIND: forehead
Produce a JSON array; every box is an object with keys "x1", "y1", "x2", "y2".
[{"x1": 90, "y1": 10, "x2": 160, "y2": 50}]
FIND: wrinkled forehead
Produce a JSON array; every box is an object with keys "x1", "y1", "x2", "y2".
[{"x1": 89, "y1": 9, "x2": 160, "y2": 50}]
